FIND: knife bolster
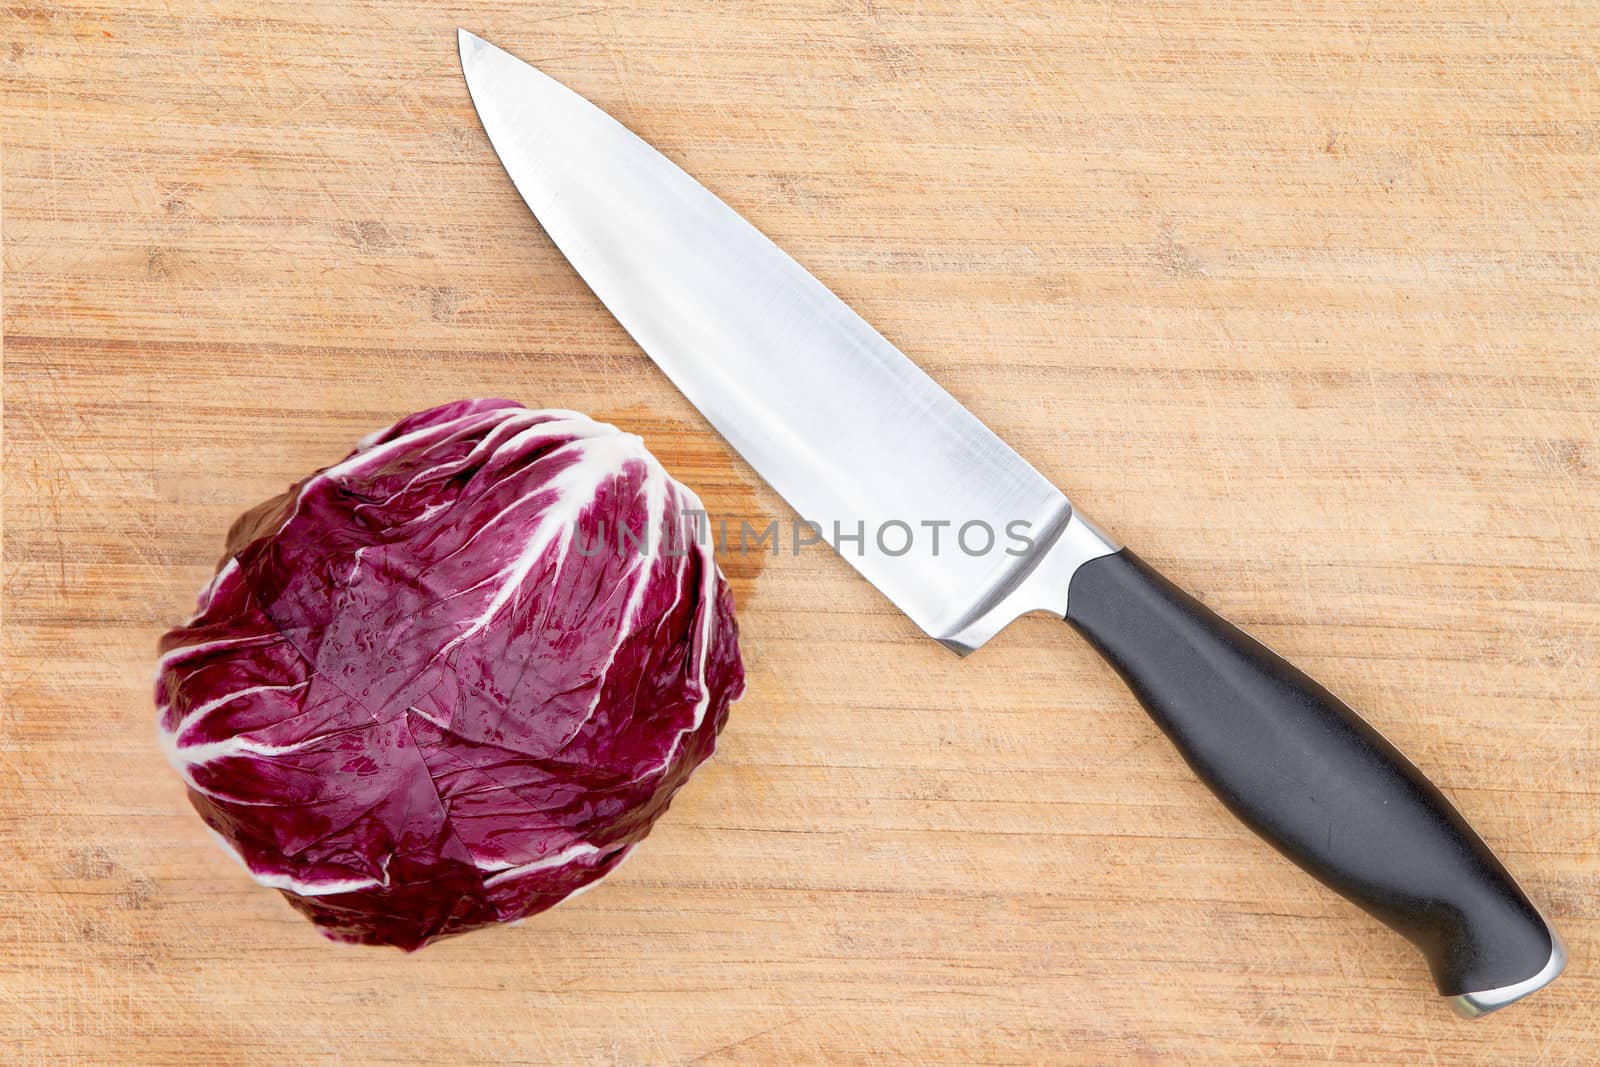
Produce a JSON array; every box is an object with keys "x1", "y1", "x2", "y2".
[{"x1": 936, "y1": 507, "x2": 1119, "y2": 656}]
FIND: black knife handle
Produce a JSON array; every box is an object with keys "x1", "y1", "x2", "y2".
[{"x1": 1064, "y1": 548, "x2": 1562, "y2": 1013}]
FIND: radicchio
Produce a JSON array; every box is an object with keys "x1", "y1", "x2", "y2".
[{"x1": 156, "y1": 399, "x2": 743, "y2": 949}]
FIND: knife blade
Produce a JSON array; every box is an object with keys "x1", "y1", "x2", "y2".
[
  {"x1": 458, "y1": 29, "x2": 1562, "y2": 1015},
  {"x1": 457, "y1": 33, "x2": 1118, "y2": 656}
]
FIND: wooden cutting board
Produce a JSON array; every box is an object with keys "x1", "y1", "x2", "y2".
[{"x1": 5, "y1": 2, "x2": 1597, "y2": 1063}]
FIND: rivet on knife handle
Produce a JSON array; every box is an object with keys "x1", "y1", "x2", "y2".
[{"x1": 1063, "y1": 545, "x2": 1565, "y2": 1014}]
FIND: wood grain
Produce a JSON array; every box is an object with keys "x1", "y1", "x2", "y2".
[{"x1": 4, "y1": 1, "x2": 1598, "y2": 1063}]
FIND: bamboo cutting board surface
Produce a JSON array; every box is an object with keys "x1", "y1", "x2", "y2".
[{"x1": 4, "y1": 2, "x2": 1598, "y2": 1063}]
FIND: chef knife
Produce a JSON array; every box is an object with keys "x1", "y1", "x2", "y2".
[{"x1": 458, "y1": 30, "x2": 1563, "y2": 1015}]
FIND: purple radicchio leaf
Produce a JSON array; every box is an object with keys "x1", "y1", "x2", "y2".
[{"x1": 156, "y1": 399, "x2": 744, "y2": 949}]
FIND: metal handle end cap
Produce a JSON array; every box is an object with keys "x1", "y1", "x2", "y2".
[{"x1": 1448, "y1": 923, "x2": 1566, "y2": 1019}]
